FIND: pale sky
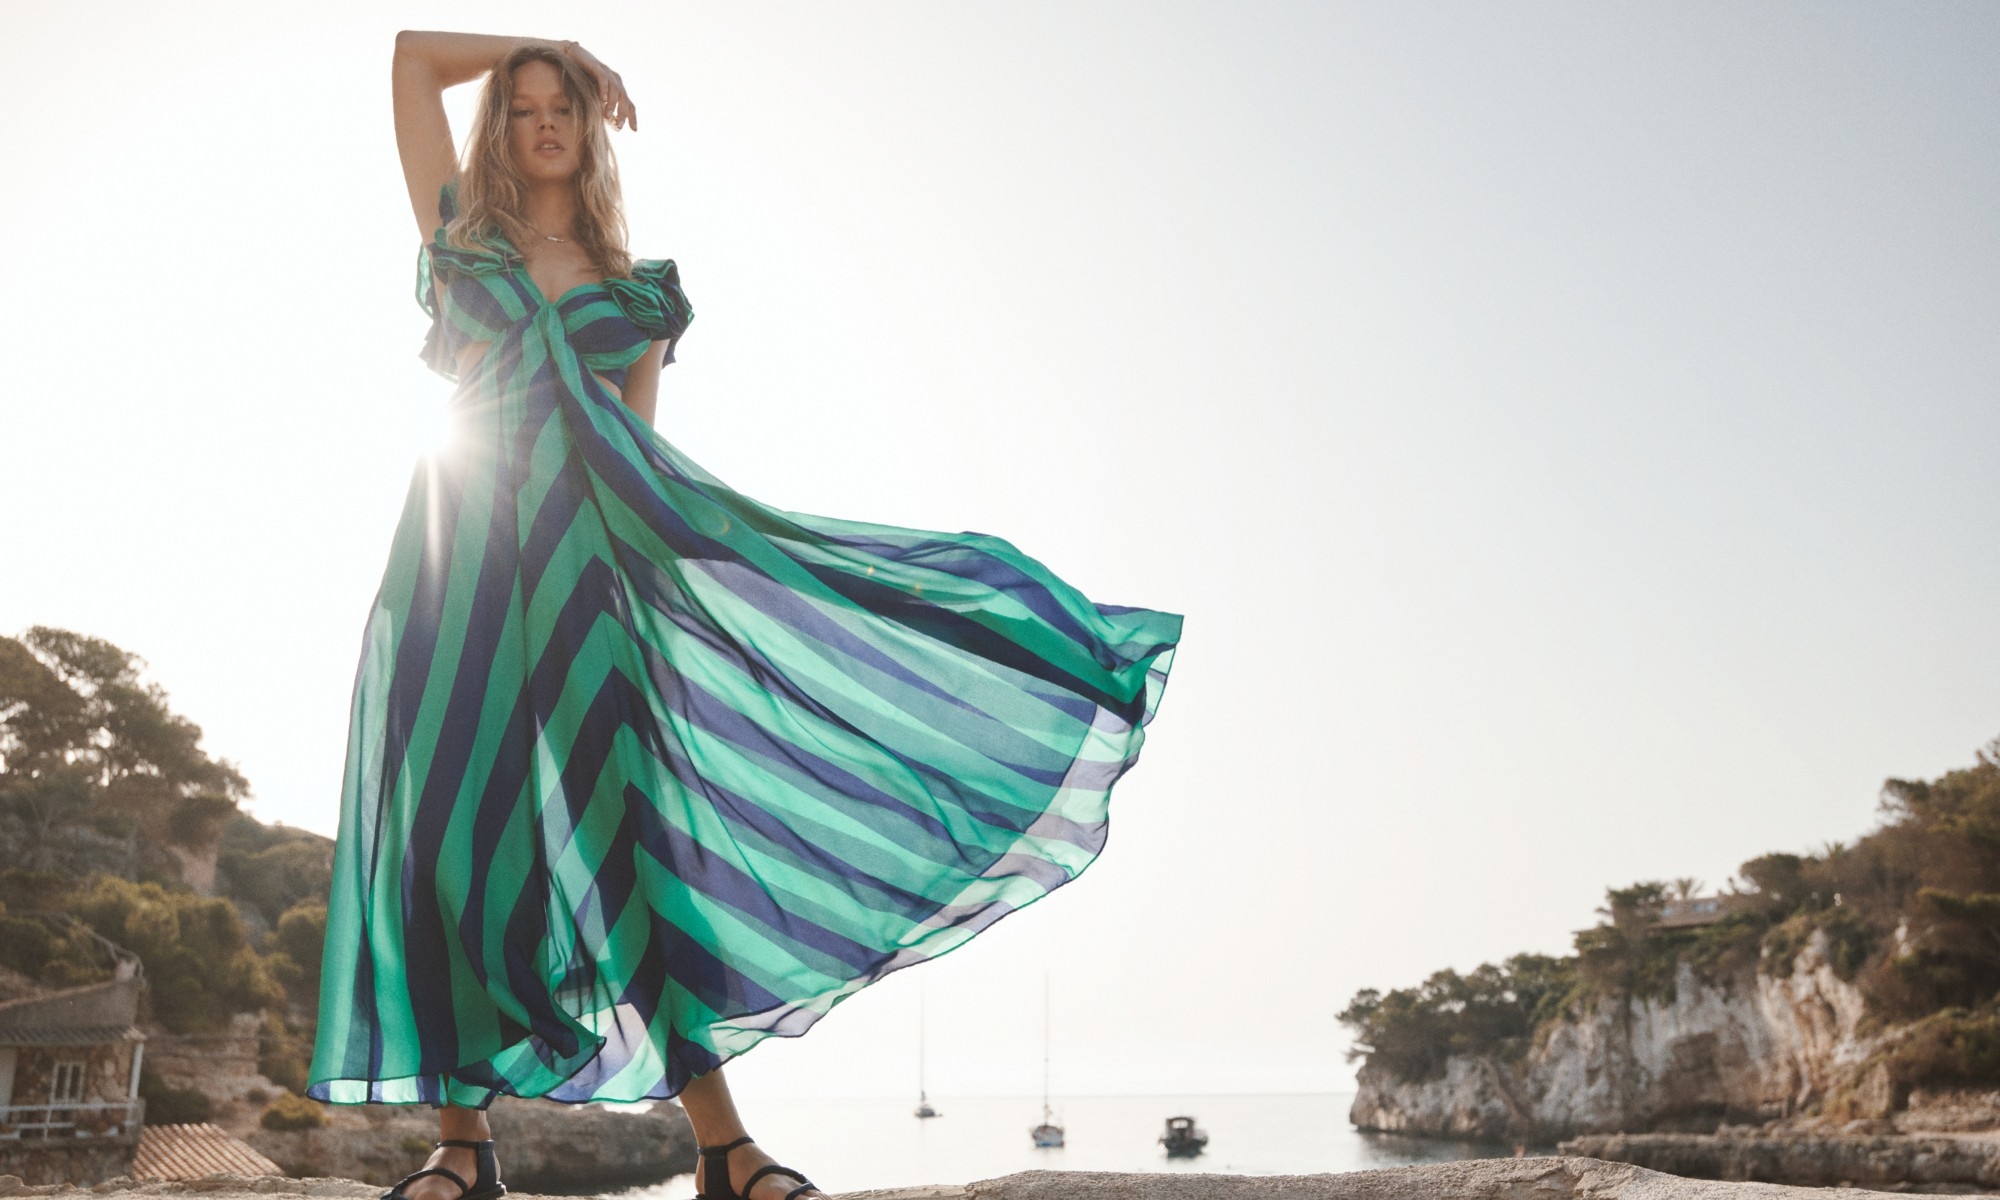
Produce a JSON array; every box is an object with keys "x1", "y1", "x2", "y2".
[{"x1": 3, "y1": 2, "x2": 1996, "y2": 1103}]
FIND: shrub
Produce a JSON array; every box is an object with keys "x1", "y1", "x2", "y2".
[
  {"x1": 68, "y1": 874, "x2": 283, "y2": 1032},
  {"x1": 1886, "y1": 1007, "x2": 2000, "y2": 1089},
  {"x1": 271, "y1": 902, "x2": 328, "y2": 995},
  {"x1": 259, "y1": 1016, "x2": 312, "y2": 1094},
  {"x1": 1825, "y1": 911, "x2": 1876, "y2": 980},
  {"x1": 1759, "y1": 908, "x2": 1875, "y2": 981},
  {"x1": 0, "y1": 890, "x2": 117, "y2": 987},
  {"x1": 260, "y1": 1093, "x2": 326, "y2": 1131}
]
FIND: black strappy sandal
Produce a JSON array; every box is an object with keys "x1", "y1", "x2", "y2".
[
  {"x1": 694, "y1": 1135, "x2": 821, "y2": 1200},
  {"x1": 381, "y1": 1137, "x2": 507, "y2": 1200}
]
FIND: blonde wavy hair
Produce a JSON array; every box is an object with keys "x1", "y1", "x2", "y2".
[{"x1": 445, "y1": 43, "x2": 634, "y2": 279}]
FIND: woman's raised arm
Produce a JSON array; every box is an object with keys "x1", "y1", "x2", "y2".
[
  {"x1": 392, "y1": 31, "x2": 526, "y2": 239},
  {"x1": 391, "y1": 31, "x2": 639, "y2": 240}
]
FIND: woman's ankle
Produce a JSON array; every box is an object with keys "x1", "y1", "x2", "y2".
[{"x1": 438, "y1": 1103, "x2": 492, "y2": 1142}]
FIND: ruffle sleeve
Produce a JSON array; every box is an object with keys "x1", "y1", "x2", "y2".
[
  {"x1": 606, "y1": 258, "x2": 695, "y2": 364},
  {"x1": 415, "y1": 179, "x2": 510, "y2": 380}
]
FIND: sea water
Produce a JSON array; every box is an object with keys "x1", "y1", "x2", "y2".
[{"x1": 603, "y1": 1092, "x2": 1533, "y2": 1197}]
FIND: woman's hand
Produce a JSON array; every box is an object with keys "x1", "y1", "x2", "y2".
[{"x1": 561, "y1": 41, "x2": 637, "y2": 132}]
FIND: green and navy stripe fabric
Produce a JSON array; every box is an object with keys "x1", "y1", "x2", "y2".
[{"x1": 308, "y1": 180, "x2": 1182, "y2": 1107}]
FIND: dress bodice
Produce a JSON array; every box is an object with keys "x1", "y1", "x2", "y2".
[{"x1": 417, "y1": 180, "x2": 693, "y2": 394}]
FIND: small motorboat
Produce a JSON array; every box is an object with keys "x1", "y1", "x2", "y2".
[{"x1": 1160, "y1": 1114, "x2": 1208, "y2": 1157}]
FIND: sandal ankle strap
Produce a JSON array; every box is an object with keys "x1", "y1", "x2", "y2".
[
  {"x1": 698, "y1": 1135, "x2": 755, "y2": 1155},
  {"x1": 436, "y1": 1138, "x2": 496, "y2": 1150}
]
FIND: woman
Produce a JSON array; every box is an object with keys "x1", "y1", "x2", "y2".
[{"x1": 308, "y1": 31, "x2": 1182, "y2": 1200}]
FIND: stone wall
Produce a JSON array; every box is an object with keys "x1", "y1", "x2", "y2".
[{"x1": 0, "y1": 1134, "x2": 139, "y2": 1186}]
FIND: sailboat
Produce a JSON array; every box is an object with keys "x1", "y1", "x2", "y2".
[
  {"x1": 914, "y1": 986, "x2": 941, "y2": 1119},
  {"x1": 1029, "y1": 974, "x2": 1064, "y2": 1148}
]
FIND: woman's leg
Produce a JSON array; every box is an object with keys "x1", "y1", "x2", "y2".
[
  {"x1": 679, "y1": 1067, "x2": 826, "y2": 1199},
  {"x1": 394, "y1": 1105, "x2": 492, "y2": 1200}
]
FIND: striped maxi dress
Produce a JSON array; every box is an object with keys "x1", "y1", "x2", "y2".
[{"x1": 307, "y1": 180, "x2": 1183, "y2": 1107}]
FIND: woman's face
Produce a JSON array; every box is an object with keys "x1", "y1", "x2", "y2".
[{"x1": 508, "y1": 60, "x2": 581, "y2": 184}]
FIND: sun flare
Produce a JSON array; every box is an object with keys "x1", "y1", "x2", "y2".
[{"x1": 403, "y1": 392, "x2": 459, "y2": 460}]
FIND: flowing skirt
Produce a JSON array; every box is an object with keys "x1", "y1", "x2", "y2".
[{"x1": 307, "y1": 362, "x2": 1181, "y2": 1107}]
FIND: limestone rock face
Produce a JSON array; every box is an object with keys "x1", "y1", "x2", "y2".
[
  {"x1": 144, "y1": 1013, "x2": 273, "y2": 1116},
  {"x1": 1350, "y1": 932, "x2": 1879, "y2": 1140}
]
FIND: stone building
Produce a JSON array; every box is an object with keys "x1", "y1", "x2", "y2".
[
  {"x1": 1653, "y1": 894, "x2": 1754, "y2": 930},
  {"x1": 0, "y1": 963, "x2": 148, "y2": 1184}
]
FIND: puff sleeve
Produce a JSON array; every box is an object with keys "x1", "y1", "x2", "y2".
[{"x1": 607, "y1": 258, "x2": 695, "y2": 364}]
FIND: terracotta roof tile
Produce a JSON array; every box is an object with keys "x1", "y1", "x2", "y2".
[{"x1": 131, "y1": 1122, "x2": 283, "y2": 1181}]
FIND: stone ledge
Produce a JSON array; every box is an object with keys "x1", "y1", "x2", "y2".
[
  {"x1": 0, "y1": 1177, "x2": 382, "y2": 1198},
  {"x1": 1561, "y1": 1131, "x2": 2000, "y2": 1191},
  {"x1": 844, "y1": 1159, "x2": 1909, "y2": 1198},
  {"x1": 0, "y1": 1158, "x2": 1913, "y2": 1199}
]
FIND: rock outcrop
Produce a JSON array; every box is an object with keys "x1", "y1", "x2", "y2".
[
  {"x1": 143, "y1": 1014, "x2": 273, "y2": 1115},
  {"x1": 246, "y1": 1096, "x2": 695, "y2": 1193},
  {"x1": 1560, "y1": 1131, "x2": 2000, "y2": 1191},
  {"x1": 0, "y1": 1158, "x2": 1925, "y2": 1199},
  {"x1": 1351, "y1": 932, "x2": 1882, "y2": 1141}
]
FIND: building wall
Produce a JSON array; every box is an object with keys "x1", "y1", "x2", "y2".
[
  {"x1": 8, "y1": 1042, "x2": 136, "y2": 1111},
  {"x1": 0, "y1": 1042, "x2": 142, "y2": 1184}
]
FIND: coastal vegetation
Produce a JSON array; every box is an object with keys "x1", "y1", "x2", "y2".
[
  {"x1": 1341, "y1": 737, "x2": 2000, "y2": 1092},
  {"x1": 0, "y1": 626, "x2": 332, "y2": 1104}
]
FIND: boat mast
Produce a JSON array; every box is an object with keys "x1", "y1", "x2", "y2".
[
  {"x1": 1041, "y1": 972, "x2": 1052, "y2": 1121},
  {"x1": 913, "y1": 984, "x2": 941, "y2": 1119}
]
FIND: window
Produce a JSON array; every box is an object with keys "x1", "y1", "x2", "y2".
[{"x1": 51, "y1": 1059, "x2": 85, "y2": 1103}]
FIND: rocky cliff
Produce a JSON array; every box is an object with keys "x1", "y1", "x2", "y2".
[{"x1": 1350, "y1": 931, "x2": 1885, "y2": 1140}]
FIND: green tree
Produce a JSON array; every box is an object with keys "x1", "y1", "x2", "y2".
[
  {"x1": 1338, "y1": 953, "x2": 1576, "y2": 1081},
  {"x1": 0, "y1": 627, "x2": 247, "y2": 885}
]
